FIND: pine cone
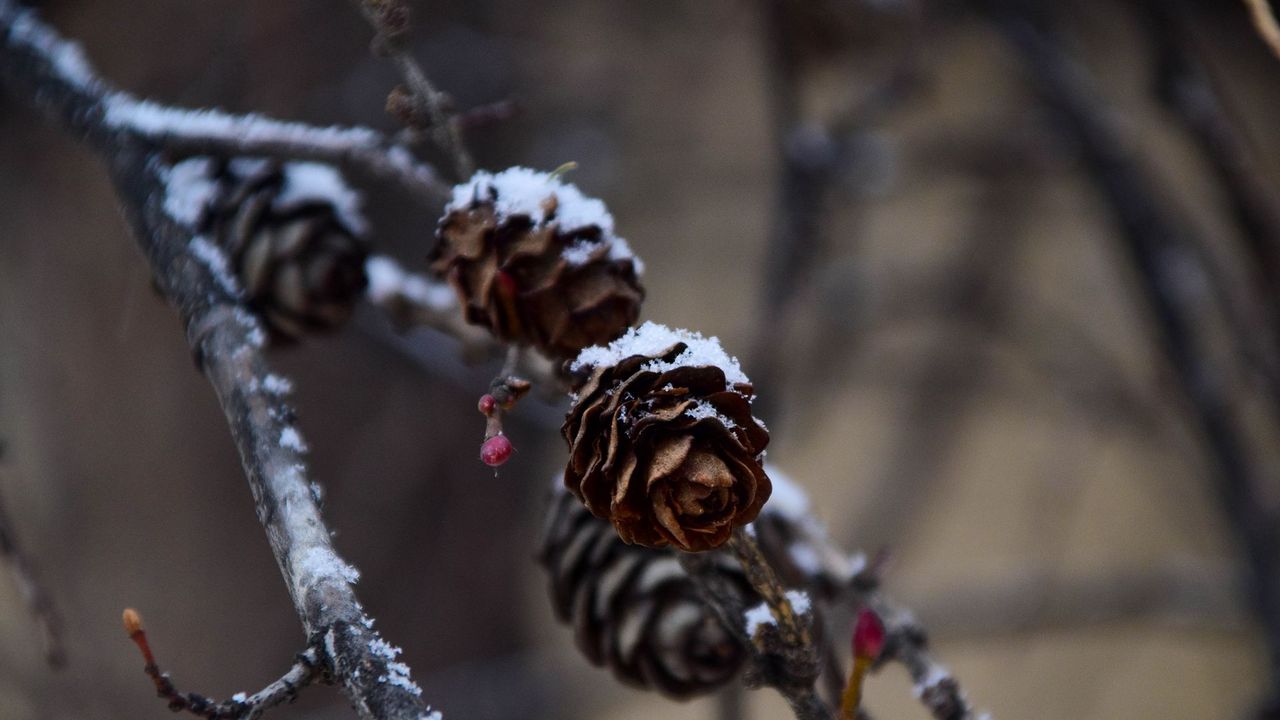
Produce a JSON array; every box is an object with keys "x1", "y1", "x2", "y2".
[
  {"x1": 430, "y1": 167, "x2": 645, "y2": 359},
  {"x1": 539, "y1": 485, "x2": 750, "y2": 697},
  {"x1": 563, "y1": 322, "x2": 771, "y2": 552},
  {"x1": 205, "y1": 158, "x2": 370, "y2": 341}
]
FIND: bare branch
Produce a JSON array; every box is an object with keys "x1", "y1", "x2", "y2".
[
  {"x1": 0, "y1": 6, "x2": 443, "y2": 718},
  {"x1": 0, "y1": 475, "x2": 65, "y2": 668},
  {"x1": 123, "y1": 608, "x2": 321, "y2": 720},
  {"x1": 350, "y1": 0, "x2": 475, "y2": 179}
]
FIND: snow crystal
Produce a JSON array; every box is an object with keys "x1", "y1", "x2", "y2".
[
  {"x1": 743, "y1": 601, "x2": 774, "y2": 636},
  {"x1": 787, "y1": 589, "x2": 811, "y2": 615},
  {"x1": 571, "y1": 321, "x2": 749, "y2": 387},
  {"x1": 188, "y1": 237, "x2": 240, "y2": 297},
  {"x1": 370, "y1": 637, "x2": 423, "y2": 697},
  {"x1": 277, "y1": 162, "x2": 368, "y2": 235},
  {"x1": 262, "y1": 374, "x2": 293, "y2": 395},
  {"x1": 231, "y1": 692, "x2": 247, "y2": 703},
  {"x1": 294, "y1": 545, "x2": 360, "y2": 585},
  {"x1": 280, "y1": 427, "x2": 307, "y2": 452},
  {"x1": 912, "y1": 664, "x2": 952, "y2": 698},
  {"x1": 163, "y1": 158, "x2": 218, "y2": 225},
  {"x1": 3, "y1": 2, "x2": 97, "y2": 90},
  {"x1": 365, "y1": 256, "x2": 456, "y2": 310},
  {"x1": 448, "y1": 167, "x2": 644, "y2": 273},
  {"x1": 685, "y1": 402, "x2": 736, "y2": 429}
]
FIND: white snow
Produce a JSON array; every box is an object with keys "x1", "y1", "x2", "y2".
[
  {"x1": 447, "y1": 167, "x2": 644, "y2": 273},
  {"x1": 2, "y1": 2, "x2": 97, "y2": 90},
  {"x1": 262, "y1": 374, "x2": 294, "y2": 395},
  {"x1": 571, "y1": 321, "x2": 749, "y2": 387},
  {"x1": 370, "y1": 637, "x2": 423, "y2": 697},
  {"x1": 104, "y1": 94, "x2": 382, "y2": 151},
  {"x1": 912, "y1": 664, "x2": 952, "y2": 699},
  {"x1": 188, "y1": 236, "x2": 241, "y2": 297},
  {"x1": 280, "y1": 427, "x2": 307, "y2": 452},
  {"x1": 421, "y1": 712, "x2": 443, "y2": 720},
  {"x1": 365, "y1": 256, "x2": 456, "y2": 310},
  {"x1": 786, "y1": 589, "x2": 811, "y2": 615},
  {"x1": 233, "y1": 308, "x2": 267, "y2": 348},
  {"x1": 294, "y1": 545, "x2": 360, "y2": 585},
  {"x1": 276, "y1": 162, "x2": 368, "y2": 235},
  {"x1": 743, "y1": 601, "x2": 774, "y2": 636},
  {"x1": 743, "y1": 590, "x2": 811, "y2": 636},
  {"x1": 685, "y1": 402, "x2": 736, "y2": 429},
  {"x1": 163, "y1": 158, "x2": 219, "y2": 226},
  {"x1": 230, "y1": 692, "x2": 248, "y2": 703}
]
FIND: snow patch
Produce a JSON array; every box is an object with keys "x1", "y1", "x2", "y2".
[
  {"x1": 786, "y1": 589, "x2": 811, "y2": 615},
  {"x1": 685, "y1": 401, "x2": 737, "y2": 429},
  {"x1": 262, "y1": 374, "x2": 293, "y2": 395},
  {"x1": 3, "y1": 3, "x2": 97, "y2": 90},
  {"x1": 280, "y1": 427, "x2": 307, "y2": 452},
  {"x1": 188, "y1": 236, "x2": 240, "y2": 297},
  {"x1": 448, "y1": 167, "x2": 643, "y2": 273},
  {"x1": 571, "y1": 321, "x2": 749, "y2": 387},
  {"x1": 743, "y1": 601, "x2": 774, "y2": 636},
  {"x1": 294, "y1": 546, "x2": 360, "y2": 586},
  {"x1": 163, "y1": 157, "x2": 218, "y2": 225},
  {"x1": 365, "y1": 256, "x2": 456, "y2": 310},
  {"x1": 276, "y1": 162, "x2": 368, "y2": 235},
  {"x1": 912, "y1": 664, "x2": 952, "y2": 698}
]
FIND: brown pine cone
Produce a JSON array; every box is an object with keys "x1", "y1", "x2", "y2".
[
  {"x1": 429, "y1": 167, "x2": 645, "y2": 360},
  {"x1": 539, "y1": 484, "x2": 750, "y2": 697},
  {"x1": 203, "y1": 158, "x2": 370, "y2": 341},
  {"x1": 563, "y1": 322, "x2": 771, "y2": 552}
]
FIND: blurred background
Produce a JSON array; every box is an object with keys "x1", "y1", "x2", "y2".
[{"x1": 2, "y1": 0, "x2": 1279, "y2": 718}]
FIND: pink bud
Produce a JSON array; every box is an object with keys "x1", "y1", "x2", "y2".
[
  {"x1": 478, "y1": 394, "x2": 497, "y2": 415},
  {"x1": 480, "y1": 434, "x2": 514, "y2": 467},
  {"x1": 852, "y1": 608, "x2": 885, "y2": 660}
]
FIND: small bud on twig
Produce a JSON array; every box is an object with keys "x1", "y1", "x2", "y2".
[
  {"x1": 841, "y1": 608, "x2": 885, "y2": 719},
  {"x1": 480, "y1": 434, "x2": 513, "y2": 467}
]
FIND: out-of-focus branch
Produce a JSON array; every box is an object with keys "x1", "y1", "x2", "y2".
[
  {"x1": 0, "y1": 6, "x2": 440, "y2": 718},
  {"x1": 1141, "y1": 1, "x2": 1280, "y2": 367},
  {"x1": 350, "y1": 0, "x2": 474, "y2": 179},
  {"x1": 908, "y1": 559, "x2": 1245, "y2": 640},
  {"x1": 1243, "y1": 0, "x2": 1280, "y2": 61},
  {"x1": 0, "y1": 474, "x2": 65, "y2": 668},
  {"x1": 973, "y1": 1, "x2": 1280, "y2": 710}
]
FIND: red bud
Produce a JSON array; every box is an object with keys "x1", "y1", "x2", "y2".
[
  {"x1": 478, "y1": 394, "x2": 497, "y2": 415},
  {"x1": 852, "y1": 608, "x2": 885, "y2": 660},
  {"x1": 480, "y1": 434, "x2": 514, "y2": 467}
]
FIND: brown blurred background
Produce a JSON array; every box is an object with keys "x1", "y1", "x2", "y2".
[{"x1": 2, "y1": 0, "x2": 1279, "y2": 718}]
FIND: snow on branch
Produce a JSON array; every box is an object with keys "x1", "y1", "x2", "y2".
[{"x1": 0, "y1": 6, "x2": 443, "y2": 718}]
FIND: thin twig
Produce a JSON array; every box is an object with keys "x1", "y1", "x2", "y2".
[
  {"x1": 124, "y1": 608, "x2": 321, "y2": 720},
  {"x1": 351, "y1": 0, "x2": 474, "y2": 179}
]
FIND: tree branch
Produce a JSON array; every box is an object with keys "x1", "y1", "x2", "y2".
[
  {"x1": 1, "y1": 5, "x2": 442, "y2": 718},
  {"x1": 974, "y1": 0, "x2": 1280, "y2": 710}
]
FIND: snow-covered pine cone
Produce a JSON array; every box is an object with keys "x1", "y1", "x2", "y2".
[
  {"x1": 563, "y1": 322, "x2": 771, "y2": 552},
  {"x1": 204, "y1": 158, "x2": 370, "y2": 341},
  {"x1": 430, "y1": 167, "x2": 645, "y2": 360},
  {"x1": 539, "y1": 484, "x2": 751, "y2": 698}
]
